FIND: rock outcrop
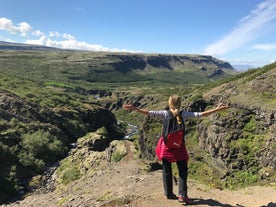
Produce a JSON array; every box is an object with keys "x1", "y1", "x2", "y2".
[{"x1": 197, "y1": 106, "x2": 275, "y2": 174}]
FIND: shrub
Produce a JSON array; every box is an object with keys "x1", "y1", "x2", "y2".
[
  {"x1": 244, "y1": 115, "x2": 256, "y2": 132},
  {"x1": 224, "y1": 171, "x2": 260, "y2": 189},
  {"x1": 18, "y1": 130, "x2": 66, "y2": 175},
  {"x1": 56, "y1": 160, "x2": 80, "y2": 184},
  {"x1": 111, "y1": 151, "x2": 126, "y2": 162},
  {"x1": 110, "y1": 141, "x2": 127, "y2": 162}
]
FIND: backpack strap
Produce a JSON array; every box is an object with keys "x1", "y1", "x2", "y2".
[{"x1": 162, "y1": 110, "x2": 185, "y2": 143}]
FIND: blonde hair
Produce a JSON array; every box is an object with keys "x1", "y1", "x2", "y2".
[{"x1": 168, "y1": 95, "x2": 182, "y2": 124}]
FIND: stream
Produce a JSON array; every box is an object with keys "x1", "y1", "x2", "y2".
[{"x1": 122, "y1": 122, "x2": 139, "y2": 140}]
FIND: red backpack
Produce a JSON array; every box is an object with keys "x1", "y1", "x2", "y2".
[{"x1": 162, "y1": 110, "x2": 185, "y2": 148}]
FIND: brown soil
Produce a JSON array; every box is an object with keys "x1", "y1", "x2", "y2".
[{"x1": 2, "y1": 140, "x2": 276, "y2": 207}]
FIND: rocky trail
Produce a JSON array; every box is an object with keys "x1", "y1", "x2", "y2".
[{"x1": 2, "y1": 140, "x2": 276, "y2": 207}]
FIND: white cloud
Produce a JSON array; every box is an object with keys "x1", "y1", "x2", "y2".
[
  {"x1": 32, "y1": 30, "x2": 45, "y2": 36},
  {"x1": 25, "y1": 29, "x2": 138, "y2": 52},
  {"x1": 1, "y1": 17, "x2": 138, "y2": 53},
  {"x1": 26, "y1": 36, "x2": 47, "y2": 45},
  {"x1": 49, "y1": 31, "x2": 61, "y2": 38},
  {"x1": 62, "y1": 33, "x2": 76, "y2": 41},
  {"x1": 25, "y1": 35, "x2": 137, "y2": 52},
  {"x1": 0, "y1": 17, "x2": 31, "y2": 36},
  {"x1": 204, "y1": 0, "x2": 276, "y2": 56},
  {"x1": 252, "y1": 43, "x2": 276, "y2": 50}
]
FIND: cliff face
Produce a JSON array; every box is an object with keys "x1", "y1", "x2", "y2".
[
  {"x1": 197, "y1": 105, "x2": 275, "y2": 174},
  {"x1": 0, "y1": 91, "x2": 123, "y2": 141},
  {"x1": 107, "y1": 53, "x2": 236, "y2": 76}
]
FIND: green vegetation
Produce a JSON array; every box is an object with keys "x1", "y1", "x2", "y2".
[
  {"x1": 56, "y1": 160, "x2": 81, "y2": 184},
  {"x1": 225, "y1": 171, "x2": 259, "y2": 190},
  {"x1": 111, "y1": 151, "x2": 126, "y2": 162},
  {"x1": 18, "y1": 130, "x2": 66, "y2": 174},
  {"x1": 110, "y1": 140, "x2": 128, "y2": 162}
]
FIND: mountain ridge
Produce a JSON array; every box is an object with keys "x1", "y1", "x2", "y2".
[
  {"x1": 0, "y1": 41, "x2": 67, "y2": 51},
  {"x1": 0, "y1": 50, "x2": 237, "y2": 91}
]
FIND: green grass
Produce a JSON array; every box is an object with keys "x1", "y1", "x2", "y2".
[{"x1": 56, "y1": 160, "x2": 81, "y2": 184}]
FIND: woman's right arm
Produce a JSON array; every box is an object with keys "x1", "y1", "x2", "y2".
[
  {"x1": 123, "y1": 104, "x2": 149, "y2": 116},
  {"x1": 123, "y1": 104, "x2": 168, "y2": 119}
]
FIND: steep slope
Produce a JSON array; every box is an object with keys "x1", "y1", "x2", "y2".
[{"x1": 203, "y1": 62, "x2": 275, "y2": 110}]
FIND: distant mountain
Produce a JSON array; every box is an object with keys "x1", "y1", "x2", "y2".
[
  {"x1": 233, "y1": 64, "x2": 256, "y2": 71},
  {"x1": 0, "y1": 41, "x2": 65, "y2": 51}
]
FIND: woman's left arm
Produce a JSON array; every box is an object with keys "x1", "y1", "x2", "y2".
[{"x1": 201, "y1": 103, "x2": 229, "y2": 117}]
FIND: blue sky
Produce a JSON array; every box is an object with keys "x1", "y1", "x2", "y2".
[{"x1": 1, "y1": 0, "x2": 276, "y2": 67}]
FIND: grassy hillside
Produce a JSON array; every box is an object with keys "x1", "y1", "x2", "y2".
[{"x1": 201, "y1": 62, "x2": 276, "y2": 110}]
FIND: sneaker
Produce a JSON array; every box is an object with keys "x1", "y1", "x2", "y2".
[
  {"x1": 178, "y1": 195, "x2": 191, "y2": 204},
  {"x1": 166, "y1": 193, "x2": 177, "y2": 199}
]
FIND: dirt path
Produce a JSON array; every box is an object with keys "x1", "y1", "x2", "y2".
[
  {"x1": 124, "y1": 140, "x2": 134, "y2": 161},
  {"x1": 2, "y1": 140, "x2": 276, "y2": 207}
]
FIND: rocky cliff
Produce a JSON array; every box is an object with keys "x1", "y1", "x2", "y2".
[
  {"x1": 197, "y1": 104, "x2": 275, "y2": 178},
  {"x1": 107, "y1": 53, "x2": 235, "y2": 75}
]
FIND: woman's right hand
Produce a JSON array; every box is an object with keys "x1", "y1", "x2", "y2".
[
  {"x1": 123, "y1": 104, "x2": 149, "y2": 115},
  {"x1": 123, "y1": 104, "x2": 136, "y2": 111}
]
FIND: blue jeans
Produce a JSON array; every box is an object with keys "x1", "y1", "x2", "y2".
[{"x1": 162, "y1": 158, "x2": 188, "y2": 197}]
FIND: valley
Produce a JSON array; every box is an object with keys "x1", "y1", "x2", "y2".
[{"x1": 0, "y1": 47, "x2": 275, "y2": 206}]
